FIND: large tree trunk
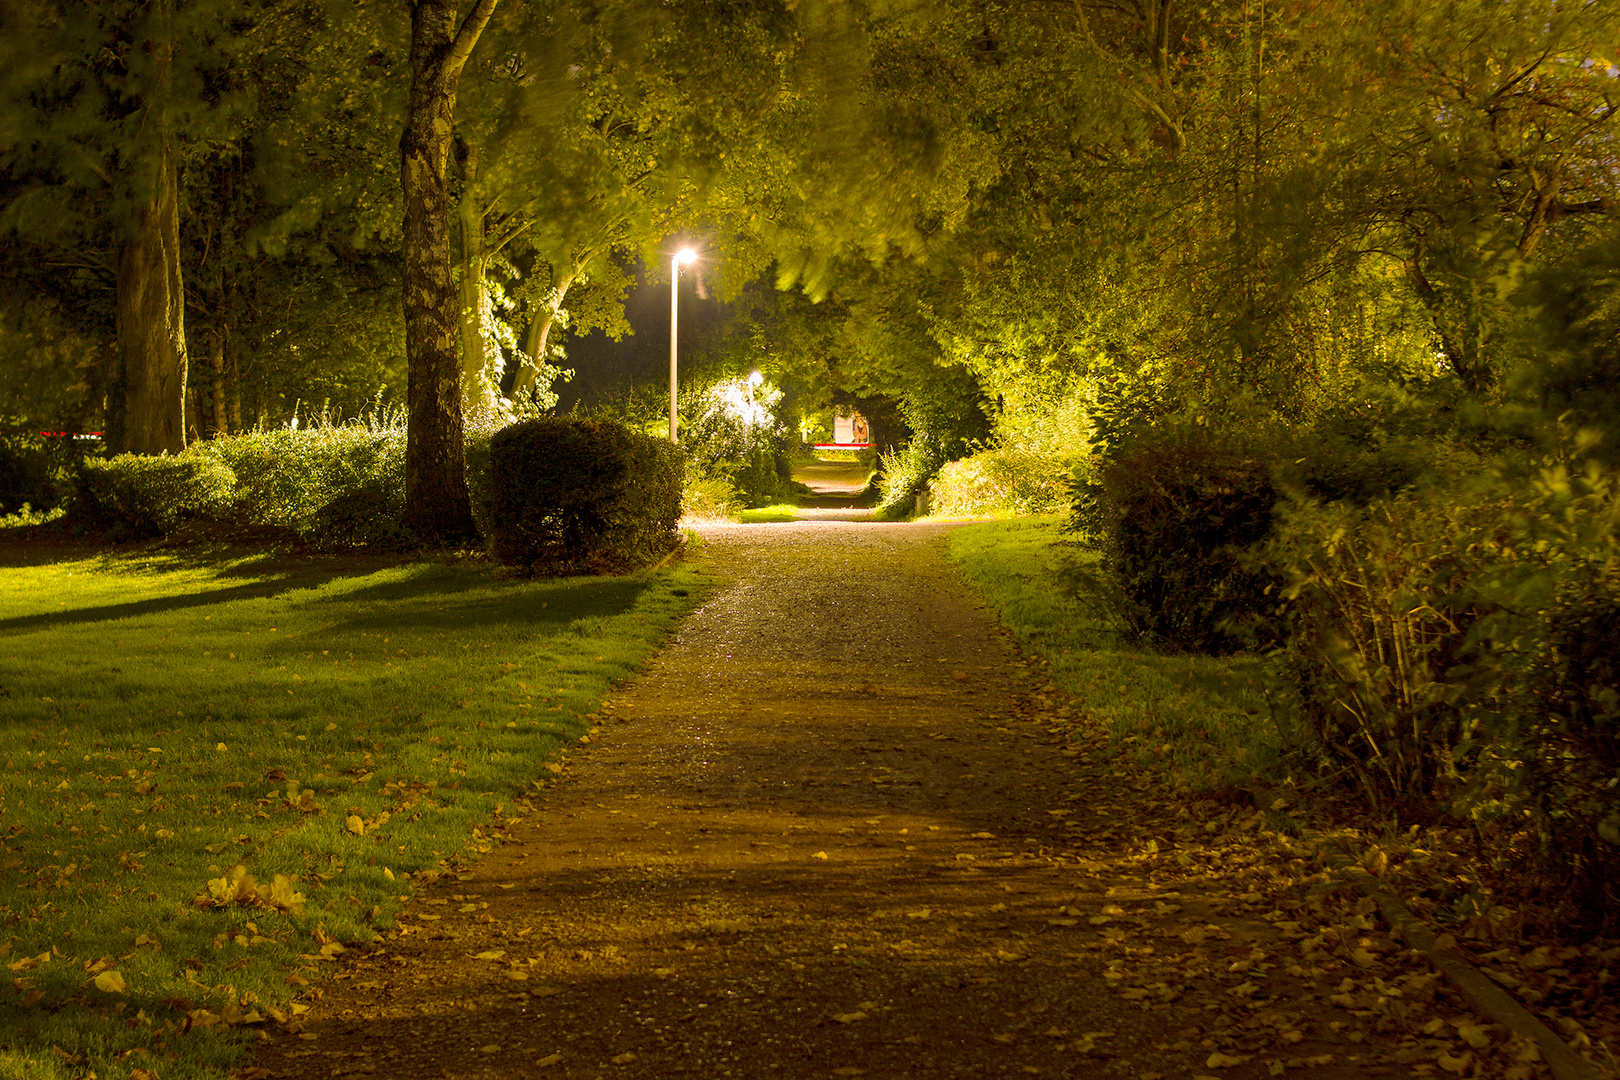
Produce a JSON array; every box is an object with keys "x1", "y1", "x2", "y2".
[
  {"x1": 457, "y1": 144, "x2": 500, "y2": 419},
  {"x1": 401, "y1": 0, "x2": 498, "y2": 545},
  {"x1": 205, "y1": 326, "x2": 229, "y2": 437},
  {"x1": 510, "y1": 270, "x2": 576, "y2": 397},
  {"x1": 115, "y1": 134, "x2": 188, "y2": 456}
]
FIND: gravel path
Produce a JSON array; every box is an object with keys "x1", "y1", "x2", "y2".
[{"x1": 250, "y1": 522, "x2": 1421, "y2": 1080}]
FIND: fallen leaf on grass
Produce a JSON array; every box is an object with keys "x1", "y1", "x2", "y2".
[
  {"x1": 611, "y1": 1052, "x2": 636, "y2": 1064},
  {"x1": 345, "y1": 815, "x2": 365, "y2": 836},
  {"x1": 92, "y1": 969, "x2": 127, "y2": 993},
  {"x1": 831, "y1": 1012, "x2": 867, "y2": 1024},
  {"x1": 537, "y1": 1054, "x2": 562, "y2": 1067}
]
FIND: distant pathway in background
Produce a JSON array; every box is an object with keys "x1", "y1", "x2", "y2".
[
  {"x1": 793, "y1": 459, "x2": 874, "y2": 515},
  {"x1": 253, "y1": 522, "x2": 1420, "y2": 1080}
]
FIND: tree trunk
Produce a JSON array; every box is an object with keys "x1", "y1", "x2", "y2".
[
  {"x1": 115, "y1": 134, "x2": 188, "y2": 456},
  {"x1": 457, "y1": 144, "x2": 500, "y2": 419},
  {"x1": 206, "y1": 326, "x2": 229, "y2": 437},
  {"x1": 510, "y1": 271, "x2": 575, "y2": 397},
  {"x1": 401, "y1": 0, "x2": 498, "y2": 545}
]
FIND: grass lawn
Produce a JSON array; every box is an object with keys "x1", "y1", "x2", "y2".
[
  {"x1": 736, "y1": 505, "x2": 801, "y2": 523},
  {"x1": 0, "y1": 542, "x2": 706, "y2": 1079},
  {"x1": 946, "y1": 518, "x2": 1282, "y2": 791}
]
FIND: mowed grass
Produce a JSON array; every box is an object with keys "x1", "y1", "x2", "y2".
[
  {"x1": 0, "y1": 544, "x2": 706, "y2": 1079},
  {"x1": 736, "y1": 505, "x2": 800, "y2": 523},
  {"x1": 947, "y1": 519, "x2": 1281, "y2": 790}
]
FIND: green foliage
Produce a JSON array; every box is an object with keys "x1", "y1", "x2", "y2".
[
  {"x1": 682, "y1": 474, "x2": 743, "y2": 521},
  {"x1": 677, "y1": 379, "x2": 799, "y2": 508},
  {"x1": 1078, "y1": 422, "x2": 1288, "y2": 653},
  {"x1": 192, "y1": 421, "x2": 408, "y2": 542},
  {"x1": 874, "y1": 438, "x2": 946, "y2": 520},
  {"x1": 0, "y1": 429, "x2": 95, "y2": 514},
  {"x1": 930, "y1": 440, "x2": 1072, "y2": 518},
  {"x1": 487, "y1": 417, "x2": 683, "y2": 574},
  {"x1": 74, "y1": 453, "x2": 236, "y2": 539},
  {"x1": 1267, "y1": 429, "x2": 1620, "y2": 926}
]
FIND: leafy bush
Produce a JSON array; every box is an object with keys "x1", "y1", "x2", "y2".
[
  {"x1": 74, "y1": 454, "x2": 236, "y2": 538},
  {"x1": 1269, "y1": 430, "x2": 1620, "y2": 927},
  {"x1": 679, "y1": 395, "x2": 796, "y2": 508},
  {"x1": 875, "y1": 439, "x2": 947, "y2": 520},
  {"x1": 1266, "y1": 493, "x2": 1495, "y2": 808},
  {"x1": 487, "y1": 417, "x2": 682, "y2": 574},
  {"x1": 0, "y1": 430, "x2": 95, "y2": 514},
  {"x1": 930, "y1": 441, "x2": 1071, "y2": 517},
  {"x1": 1078, "y1": 423, "x2": 1287, "y2": 652},
  {"x1": 192, "y1": 421, "x2": 407, "y2": 539},
  {"x1": 682, "y1": 474, "x2": 742, "y2": 521}
]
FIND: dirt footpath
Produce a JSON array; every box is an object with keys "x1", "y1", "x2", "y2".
[{"x1": 250, "y1": 523, "x2": 1470, "y2": 1080}]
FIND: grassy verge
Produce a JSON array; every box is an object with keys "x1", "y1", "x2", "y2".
[
  {"x1": 0, "y1": 543, "x2": 706, "y2": 1079},
  {"x1": 946, "y1": 518, "x2": 1281, "y2": 792},
  {"x1": 737, "y1": 505, "x2": 800, "y2": 523}
]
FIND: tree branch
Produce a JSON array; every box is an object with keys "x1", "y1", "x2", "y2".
[{"x1": 445, "y1": 0, "x2": 500, "y2": 84}]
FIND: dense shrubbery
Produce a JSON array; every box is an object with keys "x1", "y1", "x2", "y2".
[
  {"x1": 75, "y1": 454, "x2": 237, "y2": 538},
  {"x1": 1074, "y1": 422, "x2": 1293, "y2": 652},
  {"x1": 928, "y1": 441, "x2": 1070, "y2": 517},
  {"x1": 1081, "y1": 397, "x2": 1620, "y2": 926},
  {"x1": 190, "y1": 421, "x2": 409, "y2": 545},
  {"x1": 1270, "y1": 430, "x2": 1620, "y2": 924},
  {"x1": 0, "y1": 430, "x2": 94, "y2": 516},
  {"x1": 487, "y1": 416, "x2": 682, "y2": 574},
  {"x1": 679, "y1": 389, "x2": 797, "y2": 509}
]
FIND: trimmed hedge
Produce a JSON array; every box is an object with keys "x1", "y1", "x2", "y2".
[
  {"x1": 75, "y1": 454, "x2": 236, "y2": 539},
  {"x1": 191, "y1": 425, "x2": 408, "y2": 542},
  {"x1": 487, "y1": 417, "x2": 682, "y2": 574}
]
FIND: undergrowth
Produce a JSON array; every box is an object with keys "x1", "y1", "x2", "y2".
[{"x1": 947, "y1": 519, "x2": 1282, "y2": 792}]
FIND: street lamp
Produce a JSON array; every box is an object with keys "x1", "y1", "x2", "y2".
[
  {"x1": 746, "y1": 370, "x2": 763, "y2": 421},
  {"x1": 669, "y1": 247, "x2": 697, "y2": 443}
]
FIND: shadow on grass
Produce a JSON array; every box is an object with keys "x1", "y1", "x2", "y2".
[
  {"x1": 320, "y1": 573, "x2": 654, "y2": 636},
  {"x1": 0, "y1": 572, "x2": 363, "y2": 634}
]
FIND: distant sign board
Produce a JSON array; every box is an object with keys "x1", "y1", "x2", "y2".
[{"x1": 832, "y1": 412, "x2": 869, "y2": 446}]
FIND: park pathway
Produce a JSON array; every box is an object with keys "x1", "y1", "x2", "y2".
[{"x1": 251, "y1": 523, "x2": 1420, "y2": 1080}]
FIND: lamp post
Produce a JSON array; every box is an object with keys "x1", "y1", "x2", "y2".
[{"x1": 669, "y1": 247, "x2": 697, "y2": 443}]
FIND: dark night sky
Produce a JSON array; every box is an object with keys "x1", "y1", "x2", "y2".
[{"x1": 552, "y1": 258, "x2": 726, "y2": 412}]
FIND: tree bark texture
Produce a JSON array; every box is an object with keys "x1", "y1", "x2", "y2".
[
  {"x1": 116, "y1": 134, "x2": 188, "y2": 456},
  {"x1": 206, "y1": 326, "x2": 229, "y2": 437},
  {"x1": 402, "y1": 0, "x2": 498, "y2": 545}
]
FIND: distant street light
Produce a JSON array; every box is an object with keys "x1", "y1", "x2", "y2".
[
  {"x1": 746, "y1": 370, "x2": 763, "y2": 420},
  {"x1": 669, "y1": 247, "x2": 697, "y2": 444}
]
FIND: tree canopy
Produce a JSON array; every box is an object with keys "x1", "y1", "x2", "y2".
[{"x1": 1, "y1": 0, "x2": 1615, "y2": 536}]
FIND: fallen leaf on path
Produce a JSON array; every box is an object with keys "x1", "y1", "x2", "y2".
[
  {"x1": 474, "y1": 950, "x2": 506, "y2": 961},
  {"x1": 611, "y1": 1052, "x2": 636, "y2": 1064},
  {"x1": 832, "y1": 1012, "x2": 868, "y2": 1024},
  {"x1": 537, "y1": 1053, "x2": 562, "y2": 1067}
]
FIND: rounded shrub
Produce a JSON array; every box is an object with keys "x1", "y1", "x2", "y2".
[
  {"x1": 75, "y1": 454, "x2": 236, "y2": 538},
  {"x1": 487, "y1": 417, "x2": 682, "y2": 574}
]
